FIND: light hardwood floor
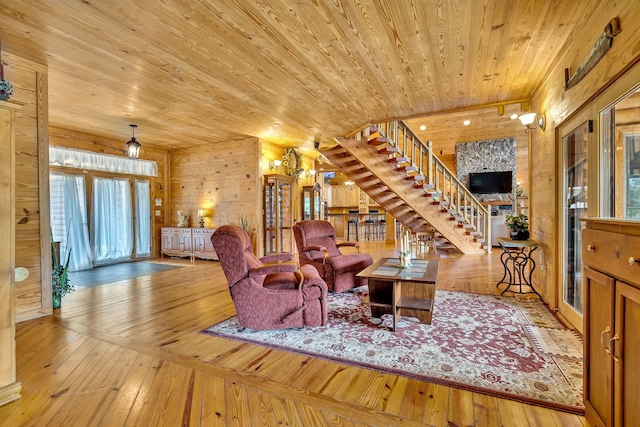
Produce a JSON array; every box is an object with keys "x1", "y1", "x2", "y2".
[{"x1": 1, "y1": 242, "x2": 587, "y2": 426}]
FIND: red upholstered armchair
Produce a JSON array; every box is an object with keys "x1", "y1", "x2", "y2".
[
  {"x1": 211, "y1": 225, "x2": 328, "y2": 331},
  {"x1": 293, "y1": 220, "x2": 373, "y2": 292}
]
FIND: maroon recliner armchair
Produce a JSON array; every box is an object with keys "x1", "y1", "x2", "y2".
[
  {"x1": 293, "y1": 220, "x2": 373, "y2": 292},
  {"x1": 211, "y1": 225, "x2": 328, "y2": 330}
]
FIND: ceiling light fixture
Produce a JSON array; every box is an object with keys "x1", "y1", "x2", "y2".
[
  {"x1": 463, "y1": 120, "x2": 471, "y2": 126},
  {"x1": 419, "y1": 125, "x2": 426, "y2": 131},
  {"x1": 125, "y1": 124, "x2": 141, "y2": 159}
]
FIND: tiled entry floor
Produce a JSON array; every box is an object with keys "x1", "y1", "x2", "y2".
[{"x1": 68, "y1": 261, "x2": 184, "y2": 288}]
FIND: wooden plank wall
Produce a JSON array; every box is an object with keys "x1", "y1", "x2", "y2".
[
  {"x1": 48, "y1": 126, "x2": 170, "y2": 259},
  {"x1": 4, "y1": 51, "x2": 49, "y2": 322},
  {"x1": 169, "y1": 138, "x2": 263, "y2": 253},
  {"x1": 169, "y1": 139, "x2": 317, "y2": 256},
  {"x1": 530, "y1": 2, "x2": 640, "y2": 307}
]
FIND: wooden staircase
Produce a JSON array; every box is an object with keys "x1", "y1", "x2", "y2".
[{"x1": 322, "y1": 121, "x2": 491, "y2": 254}]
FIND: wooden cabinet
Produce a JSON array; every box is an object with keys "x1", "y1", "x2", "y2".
[
  {"x1": 264, "y1": 175, "x2": 294, "y2": 254},
  {"x1": 191, "y1": 228, "x2": 218, "y2": 260},
  {"x1": 161, "y1": 227, "x2": 218, "y2": 261},
  {"x1": 301, "y1": 184, "x2": 322, "y2": 220},
  {"x1": 329, "y1": 184, "x2": 359, "y2": 207},
  {"x1": 582, "y1": 219, "x2": 640, "y2": 427}
]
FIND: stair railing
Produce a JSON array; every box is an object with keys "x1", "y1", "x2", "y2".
[{"x1": 356, "y1": 121, "x2": 491, "y2": 251}]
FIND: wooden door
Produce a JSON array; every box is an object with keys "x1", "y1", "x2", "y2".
[
  {"x1": 0, "y1": 103, "x2": 21, "y2": 406},
  {"x1": 614, "y1": 281, "x2": 640, "y2": 427},
  {"x1": 583, "y1": 266, "x2": 615, "y2": 427}
]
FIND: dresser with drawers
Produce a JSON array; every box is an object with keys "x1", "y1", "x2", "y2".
[{"x1": 582, "y1": 218, "x2": 640, "y2": 427}]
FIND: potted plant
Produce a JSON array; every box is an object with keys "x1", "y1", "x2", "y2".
[
  {"x1": 505, "y1": 213, "x2": 530, "y2": 240},
  {"x1": 51, "y1": 241, "x2": 73, "y2": 309}
]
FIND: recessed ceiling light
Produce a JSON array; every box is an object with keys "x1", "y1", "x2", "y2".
[
  {"x1": 419, "y1": 125, "x2": 426, "y2": 131},
  {"x1": 463, "y1": 120, "x2": 471, "y2": 126},
  {"x1": 510, "y1": 113, "x2": 519, "y2": 120}
]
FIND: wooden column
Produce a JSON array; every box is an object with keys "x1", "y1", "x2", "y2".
[{"x1": 0, "y1": 100, "x2": 21, "y2": 406}]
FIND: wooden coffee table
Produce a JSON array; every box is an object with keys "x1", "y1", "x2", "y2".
[{"x1": 356, "y1": 257, "x2": 439, "y2": 331}]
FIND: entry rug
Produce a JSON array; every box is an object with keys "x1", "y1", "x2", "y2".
[
  {"x1": 522, "y1": 324, "x2": 583, "y2": 360},
  {"x1": 202, "y1": 289, "x2": 584, "y2": 414}
]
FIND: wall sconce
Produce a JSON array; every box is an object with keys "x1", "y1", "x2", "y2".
[
  {"x1": 305, "y1": 169, "x2": 316, "y2": 178},
  {"x1": 345, "y1": 180, "x2": 355, "y2": 189},
  {"x1": 269, "y1": 159, "x2": 282, "y2": 171},
  {"x1": 518, "y1": 113, "x2": 546, "y2": 132},
  {"x1": 197, "y1": 209, "x2": 208, "y2": 228}
]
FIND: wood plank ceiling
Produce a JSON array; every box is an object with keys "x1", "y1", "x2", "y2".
[{"x1": 0, "y1": 0, "x2": 599, "y2": 155}]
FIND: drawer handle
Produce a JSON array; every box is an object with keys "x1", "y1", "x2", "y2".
[
  {"x1": 587, "y1": 244, "x2": 595, "y2": 252},
  {"x1": 630, "y1": 257, "x2": 639, "y2": 266}
]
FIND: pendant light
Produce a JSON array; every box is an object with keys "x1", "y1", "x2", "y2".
[{"x1": 126, "y1": 124, "x2": 141, "y2": 159}]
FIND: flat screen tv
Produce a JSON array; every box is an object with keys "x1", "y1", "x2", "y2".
[{"x1": 468, "y1": 171, "x2": 513, "y2": 194}]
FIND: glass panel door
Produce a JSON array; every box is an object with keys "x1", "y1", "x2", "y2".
[
  {"x1": 91, "y1": 177, "x2": 133, "y2": 264},
  {"x1": 600, "y1": 84, "x2": 640, "y2": 219},
  {"x1": 302, "y1": 187, "x2": 311, "y2": 220},
  {"x1": 313, "y1": 187, "x2": 322, "y2": 219},
  {"x1": 625, "y1": 134, "x2": 640, "y2": 218},
  {"x1": 278, "y1": 179, "x2": 293, "y2": 253},
  {"x1": 562, "y1": 121, "x2": 590, "y2": 315},
  {"x1": 263, "y1": 175, "x2": 294, "y2": 254},
  {"x1": 264, "y1": 178, "x2": 276, "y2": 254}
]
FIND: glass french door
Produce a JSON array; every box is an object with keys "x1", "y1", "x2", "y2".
[
  {"x1": 561, "y1": 121, "x2": 591, "y2": 318},
  {"x1": 52, "y1": 172, "x2": 152, "y2": 269},
  {"x1": 50, "y1": 172, "x2": 94, "y2": 271},
  {"x1": 92, "y1": 177, "x2": 134, "y2": 264},
  {"x1": 91, "y1": 176, "x2": 152, "y2": 264}
]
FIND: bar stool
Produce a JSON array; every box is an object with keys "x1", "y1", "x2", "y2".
[
  {"x1": 378, "y1": 213, "x2": 386, "y2": 240},
  {"x1": 347, "y1": 210, "x2": 360, "y2": 241},
  {"x1": 364, "y1": 210, "x2": 378, "y2": 240}
]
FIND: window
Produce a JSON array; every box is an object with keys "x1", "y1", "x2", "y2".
[{"x1": 600, "y1": 84, "x2": 640, "y2": 219}]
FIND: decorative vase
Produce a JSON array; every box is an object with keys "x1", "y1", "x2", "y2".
[
  {"x1": 53, "y1": 293, "x2": 62, "y2": 309},
  {"x1": 399, "y1": 251, "x2": 412, "y2": 269},
  {"x1": 510, "y1": 230, "x2": 530, "y2": 240}
]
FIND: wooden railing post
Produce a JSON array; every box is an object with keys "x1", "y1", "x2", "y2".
[{"x1": 427, "y1": 140, "x2": 433, "y2": 185}]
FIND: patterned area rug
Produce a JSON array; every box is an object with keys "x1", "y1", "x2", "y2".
[{"x1": 202, "y1": 288, "x2": 584, "y2": 414}]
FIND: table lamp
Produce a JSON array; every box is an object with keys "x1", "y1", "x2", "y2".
[{"x1": 197, "y1": 209, "x2": 207, "y2": 228}]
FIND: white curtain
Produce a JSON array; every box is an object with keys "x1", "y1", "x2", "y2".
[
  {"x1": 50, "y1": 173, "x2": 94, "y2": 272},
  {"x1": 91, "y1": 177, "x2": 133, "y2": 264},
  {"x1": 135, "y1": 179, "x2": 151, "y2": 257}
]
